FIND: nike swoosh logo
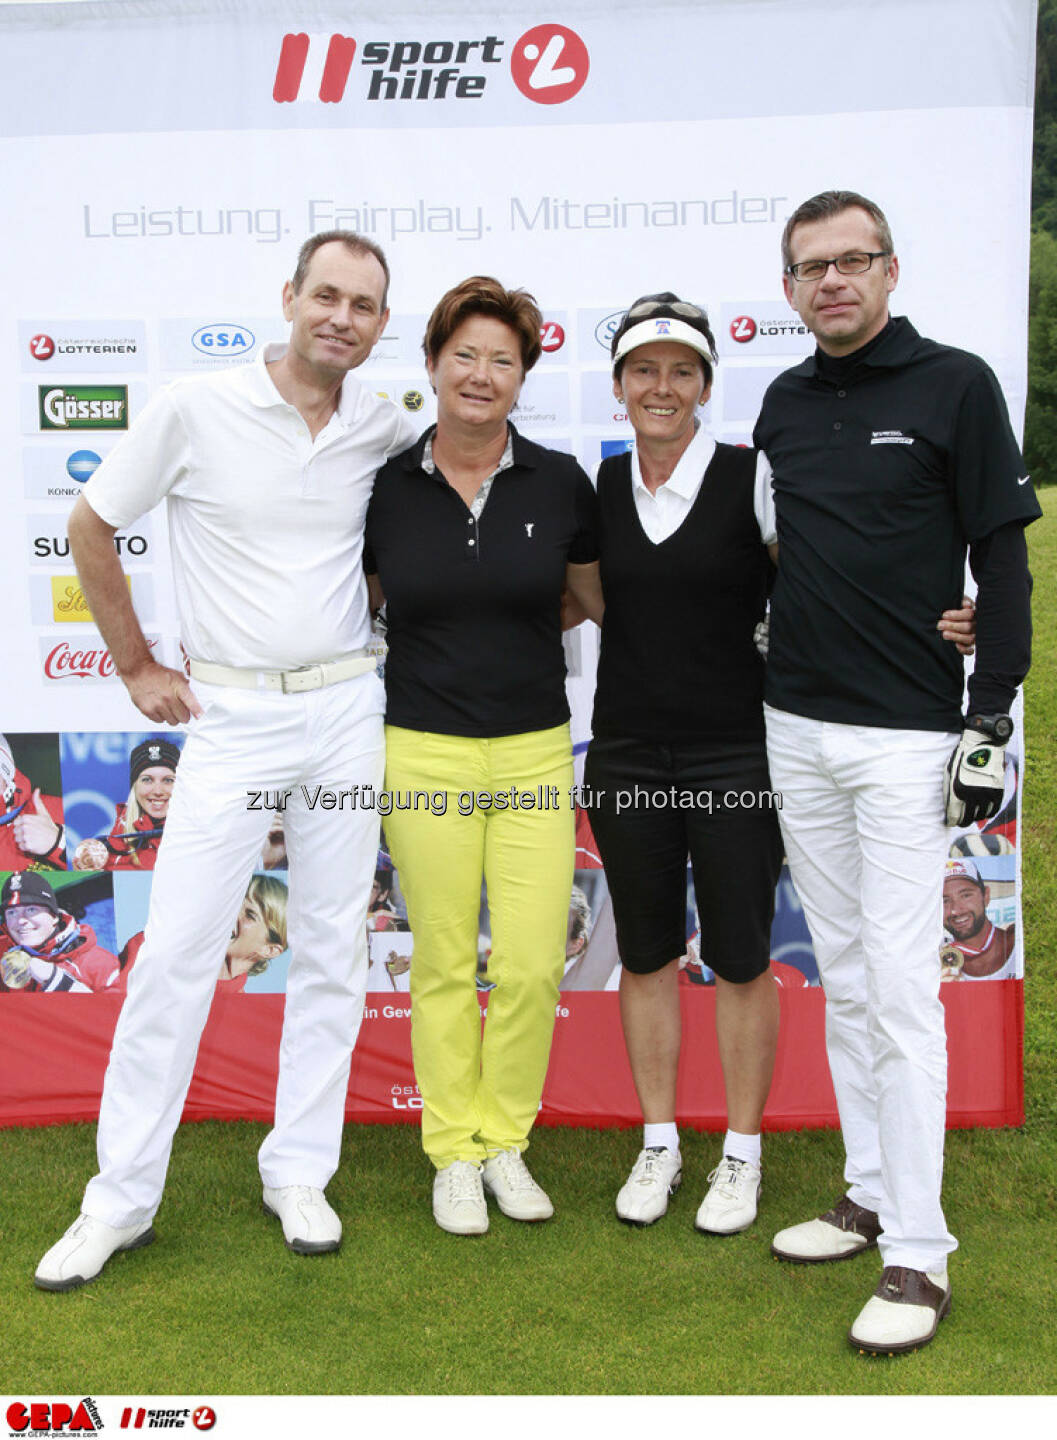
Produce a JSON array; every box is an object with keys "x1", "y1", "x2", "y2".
[{"x1": 1018, "y1": 475, "x2": 1031, "y2": 485}]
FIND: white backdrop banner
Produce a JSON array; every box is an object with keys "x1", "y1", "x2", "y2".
[
  {"x1": 0, "y1": 0, "x2": 1037, "y2": 729},
  {"x1": 0, "y1": 0, "x2": 1035, "y2": 1127}
]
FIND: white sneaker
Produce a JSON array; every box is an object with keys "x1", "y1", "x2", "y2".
[
  {"x1": 695, "y1": 1156, "x2": 761, "y2": 1234},
  {"x1": 433, "y1": 1161, "x2": 489, "y2": 1235},
  {"x1": 616, "y1": 1147, "x2": 682, "y2": 1226},
  {"x1": 849, "y1": 1266, "x2": 952, "y2": 1355},
  {"x1": 35, "y1": 1213, "x2": 155, "y2": 1291},
  {"x1": 482, "y1": 1148, "x2": 554, "y2": 1222},
  {"x1": 262, "y1": 1185, "x2": 341, "y2": 1254}
]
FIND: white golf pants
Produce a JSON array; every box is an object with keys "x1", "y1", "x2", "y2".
[
  {"x1": 82, "y1": 672, "x2": 385, "y2": 1228},
  {"x1": 764, "y1": 705, "x2": 959, "y2": 1272}
]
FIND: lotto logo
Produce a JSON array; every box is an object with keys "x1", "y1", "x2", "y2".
[
  {"x1": 510, "y1": 24, "x2": 590, "y2": 104},
  {"x1": 730, "y1": 316, "x2": 758, "y2": 343},
  {"x1": 539, "y1": 321, "x2": 565, "y2": 353},
  {"x1": 192, "y1": 1408, "x2": 217, "y2": 1431},
  {"x1": 29, "y1": 333, "x2": 55, "y2": 360}
]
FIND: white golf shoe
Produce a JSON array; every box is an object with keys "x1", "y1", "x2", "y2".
[
  {"x1": 616, "y1": 1147, "x2": 682, "y2": 1226},
  {"x1": 695, "y1": 1156, "x2": 762, "y2": 1234},
  {"x1": 35, "y1": 1213, "x2": 155, "y2": 1292},
  {"x1": 262, "y1": 1185, "x2": 342, "y2": 1254},
  {"x1": 433, "y1": 1161, "x2": 489, "y2": 1235},
  {"x1": 482, "y1": 1148, "x2": 554, "y2": 1221}
]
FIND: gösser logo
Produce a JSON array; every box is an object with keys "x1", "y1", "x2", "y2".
[
  {"x1": 39, "y1": 386, "x2": 128, "y2": 431},
  {"x1": 730, "y1": 316, "x2": 758, "y2": 343},
  {"x1": 510, "y1": 25, "x2": 590, "y2": 104},
  {"x1": 29, "y1": 334, "x2": 55, "y2": 360},
  {"x1": 192, "y1": 323, "x2": 255, "y2": 356},
  {"x1": 539, "y1": 321, "x2": 565, "y2": 353}
]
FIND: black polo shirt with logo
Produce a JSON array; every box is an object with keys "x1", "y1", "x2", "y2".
[
  {"x1": 753, "y1": 317, "x2": 1041, "y2": 732},
  {"x1": 365, "y1": 425, "x2": 598, "y2": 738}
]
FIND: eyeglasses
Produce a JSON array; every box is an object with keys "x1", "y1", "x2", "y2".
[
  {"x1": 786, "y1": 251, "x2": 889, "y2": 282},
  {"x1": 626, "y1": 299, "x2": 706, "y2": 321}
]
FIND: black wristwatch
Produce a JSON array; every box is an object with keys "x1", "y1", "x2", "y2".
[{"x1": 965, "y1": 714, "x2": 1014, "y2": 744}]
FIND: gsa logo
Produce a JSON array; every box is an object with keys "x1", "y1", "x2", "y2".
[
  {"x1": 192, "y1": 323, "x2": 255, "y2": 356},
  {"x1": 594, "y1": 311, "x2": 624, "y2": 351},
  {"x1": 66, "y1": 450, "x2": 102, "y2": 483}
]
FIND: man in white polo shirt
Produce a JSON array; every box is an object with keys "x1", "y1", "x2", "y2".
[{"x1": 36, "y1": 232, "x2": 416, "y2": 1290}]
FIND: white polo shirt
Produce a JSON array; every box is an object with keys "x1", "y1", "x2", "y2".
[
  {"x1": 628, "y1": 422, "x2": 776, "y2": 546},
  {"x1": 84, "y1": 344, "x2": 417, "y2": 670}
]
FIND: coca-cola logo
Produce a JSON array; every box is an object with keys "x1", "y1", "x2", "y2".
[
  {"x1": 41, "y1": 635, "x2": 158, "y2": 681},
  {"x1": 43, "y1": 642, "x2": 116, "y2": 679}
]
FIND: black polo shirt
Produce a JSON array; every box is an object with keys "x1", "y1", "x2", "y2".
[
  {"x1": 753, "y1": 317, "x2": 1041, "y2": 731},
  {"x1": 364, "y1": 425, "x2": 598, "y2": 737}
]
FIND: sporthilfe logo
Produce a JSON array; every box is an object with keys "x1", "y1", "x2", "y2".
[
  {"x1": 272, "y1": 25, "x2": 588, "y2": 104},
  {"x1": 510, "y1": 25, "x2": 590, "y2": 103}
]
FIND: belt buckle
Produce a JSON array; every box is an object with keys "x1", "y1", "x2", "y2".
[{"x1": 281, "y1": 664, "x2": 324, "y2": 693}]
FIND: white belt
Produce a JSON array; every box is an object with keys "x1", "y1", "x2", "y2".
[{"x1": 189, "y1": 651, "x2": 376, "y2": 694}]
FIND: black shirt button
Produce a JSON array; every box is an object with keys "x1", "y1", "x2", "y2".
[
  {"x1": 837, "y1": 389, "x2": 847, "y2": 398},
  {"x1": 833, "y1": 421, "x2": 842, "y2": 430}
]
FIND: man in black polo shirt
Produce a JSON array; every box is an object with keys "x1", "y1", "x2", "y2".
[{"x1": 754, "y1": 189, "x2": 1039, "y2": 1355}]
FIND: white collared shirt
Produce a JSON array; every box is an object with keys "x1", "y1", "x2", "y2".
[
  {"x1": 627, "y1": 423, "x2": 776, "y2": 546},
  {"x1": 84, "y1": 344, "x2": 417, "y2": 669}
]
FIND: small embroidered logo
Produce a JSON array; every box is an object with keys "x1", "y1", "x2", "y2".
[{"x1": 525, "y1": 523, "x2": 535, "y2": 538}]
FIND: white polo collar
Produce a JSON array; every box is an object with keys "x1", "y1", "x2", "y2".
[
  {"x1": 631, "y1": 420, "x2": 716, "y2": 498},
  {"x1": 245, "y1": 342, "x2": 362, "y2": 426}
]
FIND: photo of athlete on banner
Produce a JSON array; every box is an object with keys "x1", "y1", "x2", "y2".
[
  {"x1": 0, "y1": 732, "x2": 66, "y2": 871},
  {"x1": 940, "y1": 856, "x2": 1018, "y2": 981},
  {"x1": 71, "y1": 737, "x2": 181, "y2": 871},
  {"x1": 0, "y1": 870, "x2": 118, "y2": 992},
  {"x1": 115, "y1": 872, "x2": 290, "y2": 995}
]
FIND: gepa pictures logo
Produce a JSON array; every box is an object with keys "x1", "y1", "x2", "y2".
[
  {"x1": 272, "y1": 24, "x2": 589, "y2": 104},
  {"x1": 6, "y1": 1399, "x2": 102, "y2": 1434}
]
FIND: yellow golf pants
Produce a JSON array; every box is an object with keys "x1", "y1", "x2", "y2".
[{"x1": 383, "y1": 723, "x2": 574, "y2": 1167}]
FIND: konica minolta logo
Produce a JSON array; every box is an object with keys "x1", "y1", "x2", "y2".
[{"x1": 272, "y1": 25, "x2": 589, "y2": 105}]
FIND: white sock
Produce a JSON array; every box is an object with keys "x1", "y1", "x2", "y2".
[
  {"x1": 723, "y1": 1129, "x2": 761, "y2": 1166},
  {"x1": 643, "y1": 1122, "x2": 680, "y2": 1156}
]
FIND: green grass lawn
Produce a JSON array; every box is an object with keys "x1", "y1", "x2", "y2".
[{"x1": 1, "y1": 495, "x2": 1055, "y2": 1398}]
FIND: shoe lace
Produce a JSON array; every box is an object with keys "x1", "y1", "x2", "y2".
[
  {"x1": 706, "y1": 1157, "x2": 748, "y2": 1197},
  {"x1": 879, "y1": 1266, "x2": 910, "y2": 1298},
  {"x1": 632, "y1": 1148, "x2": 668, "y2": 1186},
  {"x1": 491, "y1": 1148, "x2": 539, "y2": 1193},
  {"x1": 447, "y1": 1163, "x2": 483, "y2": 1201}
]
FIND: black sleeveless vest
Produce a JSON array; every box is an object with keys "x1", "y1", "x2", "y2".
[{"x1": 591, "y1": 444, "x2": 770, "y2": 743}]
